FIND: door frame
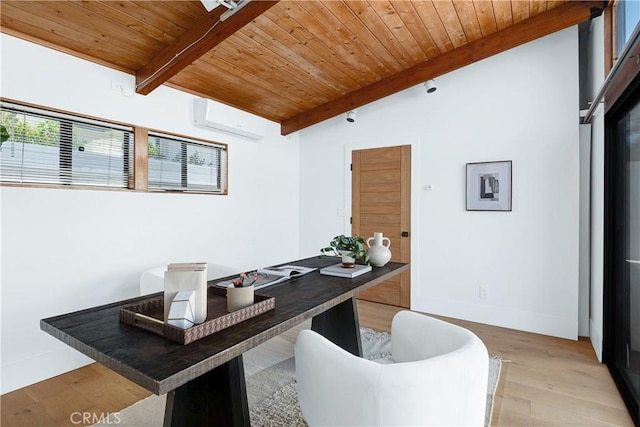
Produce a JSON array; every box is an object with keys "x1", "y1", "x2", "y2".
[
  {"x1": 603, "y1": 74, "x2": 640, "y2": 426},
  {"x1": 342, "y1": 138, "x2": 422, "y2": 307}
]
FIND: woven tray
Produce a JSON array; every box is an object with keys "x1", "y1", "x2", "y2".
[{"x1": 119, "y1": 286, "x2": 275, "y2": 345}]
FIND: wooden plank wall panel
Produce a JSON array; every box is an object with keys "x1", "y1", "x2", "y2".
[
  {"x1": 235, "y1": 21, "x2": 353, "y2": 102},
  {"x1": 546, "y1": 0, "x2": 566, "y2": 10},
  {"x1": 163, "y1": 1, "x2": 208, "y2": 20},
  {"x1": 135, "y1": 1, "x2": 279, "y2": 95},
  {"x1": 68, "y1": 1, "x2": 173, "y2": 49},
  {"x1": 492, "y1": 0, "x2": 515, "y2": 31},
  {"x1": 281, "y1": 0, "x2": 590, "y2": 134},
  {"x1": 413, "y1": 1, "x2": 455, "y2": 54},
  {"x1": 1, "y1": 3, "x2": 145, "y2": 71},
  {"x1": 1, "y1": 0, "x2": 578, "y2": 129},
  {"x1": 213, "y1": 37, "x2": 323, "y2": 105},
  {"x1": 453, "y1": 1, "x2": 484, "y2": 43},
  {"x1": 369, "y1": 1, "x2": 429, "y2": 65},
  {"x1": 433, "y1": 1, "x2": 468, "y2": 48},
  {"x1": 529, "y1": 0, "x2": 549, "y2": 16},
  {"x1": 38, "y1": 2, "x2": 156, "y2": 59},
  {"x1": 326, "y1": 2, "x2": 406, "y2": 74},
  {"x1": 472, "y1": 0, "x2": 499, "y2": 37},
  {"x1": 131, "y1": 1, "x2": 195, "y2": 32},
  {"x1": 287, "y1": 2, "x2": 380, "y2": 84},
  {"x1": 239, "y1": 12, "x2": 352, "y2": 96},
  {"x1": 264, "y1": 5, "x2": 361, "y2": 91},
  {"x1": 511, "y1": 1, "x2": 532, "y2": 23},
  {"x1": 387, "y1": 2, "x2": 440, "y2": 61},
  {"x1": 301, "y1": 2, "x2": 392, "y2": 80},
  {"x1": 1, "y1": 0, "x2": 207, "y2": 74},
  {"x1": 343, "y1": 1, "x2": 414, "y2": 69},
  {"x1": 100, "y1": 1, "x2": 190, "y2": 41},
  {"x1": 170, "y1": 66, "x2": 291, "y2": 122}
]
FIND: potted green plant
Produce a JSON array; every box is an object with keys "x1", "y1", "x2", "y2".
[
  {"x1": 321, "y1": 235, "x2": 370, "y2": 267},
  {"x1": 0, "y1": 125, "x2": 9, "y2": 145}
]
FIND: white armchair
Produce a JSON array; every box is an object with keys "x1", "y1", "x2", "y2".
[
  {"x1": 139, "y1": 263, "x2": 238, "y2": 296},
  {"x1": 294, "y1": 310, "x2": 489, "y2": 426}
]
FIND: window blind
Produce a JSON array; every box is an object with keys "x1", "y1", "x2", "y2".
[
  {"x1": 0, "y1": 102, "x2": 133, "y2": 188},
  {"x1": 147, "y1": 132, "x2": 227, "y2": 193}
]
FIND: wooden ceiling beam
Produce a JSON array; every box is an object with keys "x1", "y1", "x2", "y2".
[
  {"x1": 135, "y1": 1, "x2": 278, "y2": 96},
  {"x1": 280, "y1": 0, "x2": 605, "y2": 136}
]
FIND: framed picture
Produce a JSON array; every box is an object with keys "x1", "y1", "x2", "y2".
[{"x1": 466, "y1": 161, "x2": 512, "y2": 211}]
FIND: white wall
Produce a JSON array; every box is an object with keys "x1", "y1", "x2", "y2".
[
  {"x1": 578, "y1": 122, "x2": 591, "y2": 337},
  {"x1": 299, "y1": 27, "x2": 582, "y2": 340},
  {"x1": 587, "y1": 16, "x2": 606, "y2": 361},
  {"x1": 0, "y1": 34, "x2": 301, "y2": 393}
]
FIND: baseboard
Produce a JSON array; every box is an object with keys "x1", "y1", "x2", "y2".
[
  {"x1": 1, "y1": 347, "x2": 92, "y2": 394},
  {"x1": 412, "y1": 296, "x2": 578, "y2": 340}
]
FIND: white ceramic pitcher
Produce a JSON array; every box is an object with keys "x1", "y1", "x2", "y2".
[{"x1": 366, "y1": 232, "x2": 392, "y2": 267}]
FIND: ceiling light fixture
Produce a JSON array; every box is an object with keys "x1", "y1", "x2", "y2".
[
  {"x1": 424, "y1": 79, "x2": 437, "y2": 94},
  {"x1": 200, "y1": 0, "x2": 221, "y2": 12},
  {"x1": 217, "y1": 0, "x2": 238, "y2": 10},
  {"x1": 200, "y1": 0, "x2": 239, "y2": 12},
  {"x1": 200, "y1": 0, "x2": 251, "y2": 21},
  {"x1": 346, "y1": 110, "x2": 357, "y2": 123},
  {"x1": 220, "y1": 0, "x2": 250, "y2": 21}
]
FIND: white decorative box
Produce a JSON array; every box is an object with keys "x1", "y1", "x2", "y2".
[{"x1": 167, "y1": 290, "x2": 195, "y2": 329}]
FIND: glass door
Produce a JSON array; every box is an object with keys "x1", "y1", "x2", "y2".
[{"x1": 606, "y1": 86, "x2": 640, "y2": 425}]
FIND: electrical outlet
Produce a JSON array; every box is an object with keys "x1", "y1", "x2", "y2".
[{"x1": 479, "y1": 286, "x2": 488, "y2": 299}]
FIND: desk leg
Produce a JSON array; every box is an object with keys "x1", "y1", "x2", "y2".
[
  {"x1": 311, "y1": 297, "x2": 363, "y2": 357},
  {"x1": 164, "y1": 355, "x2": 250, "y2": 427}
]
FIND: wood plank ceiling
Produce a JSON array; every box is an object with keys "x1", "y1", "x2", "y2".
[{"x1": 1, "y1": 1, "x2": 605, "y2": 135}]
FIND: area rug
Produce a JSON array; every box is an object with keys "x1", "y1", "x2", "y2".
[{"x1": 95, "y1": 327, "x2": 501, "y2": 426}]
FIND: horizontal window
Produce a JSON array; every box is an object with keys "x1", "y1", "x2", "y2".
[
  {"x1": 147, "y1": 132, "x2": 227, "y2": 193},
  {"x1": 615, "y1": 0, "x2": 640, "y2": 59},
  {"x1": 0, "y1": 102, "x2": 132, "y2": 188}
]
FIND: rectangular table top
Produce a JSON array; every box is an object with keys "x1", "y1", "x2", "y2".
[{"x1": 41, "y1": 256, "x2": 409, "y2": 395}]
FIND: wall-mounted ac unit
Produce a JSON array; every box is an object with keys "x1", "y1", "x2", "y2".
[{"x1": 193, "y1": 98, "x2": 266, "y2": 140}]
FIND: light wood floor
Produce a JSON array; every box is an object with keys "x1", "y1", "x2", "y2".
[{"x1": 1, "y1": 300, "x2": 635, "y2": 426}]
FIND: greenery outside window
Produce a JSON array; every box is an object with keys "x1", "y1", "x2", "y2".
[
  {"x1": 0, "y1": 102, "x2": 132, "y2": 188},
  {"x1": 147, "y1": 132, "x2": 227, "y2": 193}
]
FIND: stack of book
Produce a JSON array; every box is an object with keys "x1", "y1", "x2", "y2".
[{"x1": 319, "y1": 263, "x2": 372, "y2": 278}]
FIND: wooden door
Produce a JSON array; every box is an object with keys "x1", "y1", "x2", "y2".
[{"x1": 352, "y1": 145, "x2": 410, "y2": 308}]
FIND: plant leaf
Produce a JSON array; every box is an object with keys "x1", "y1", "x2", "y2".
[{"x1": 0, "y1": 125, "x2": 9, "y2": 144}]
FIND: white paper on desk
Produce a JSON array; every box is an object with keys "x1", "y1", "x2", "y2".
[{"x1": 164, "y1": 270, "x2": 207, "y2": 324}]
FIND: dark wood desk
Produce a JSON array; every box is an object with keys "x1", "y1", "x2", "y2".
[{"x1": 41, "y1": 256, "x2": 409, "y2": 426}]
